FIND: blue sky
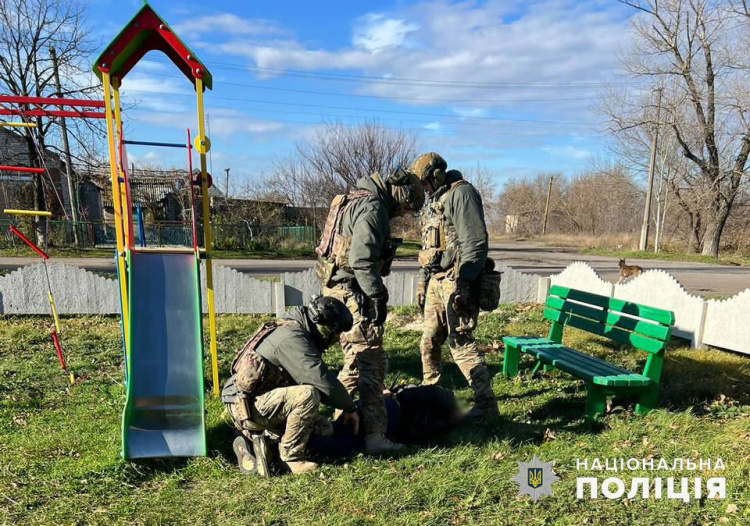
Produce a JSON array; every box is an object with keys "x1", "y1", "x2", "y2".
[{"x1": 85, "y1": 0, "x2": 635, "y2": 191}]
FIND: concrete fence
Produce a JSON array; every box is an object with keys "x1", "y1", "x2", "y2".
[
  {"x1": 1, "y1": 260, "x2": 748, "y2": 355},
  {"x1": 544, "y1": 261, "x2": 749, "y2": 354}
]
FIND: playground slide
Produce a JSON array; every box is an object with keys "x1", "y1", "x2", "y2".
[{"x1": 122, "y1": 250, "x2": 206, "y2": 459}]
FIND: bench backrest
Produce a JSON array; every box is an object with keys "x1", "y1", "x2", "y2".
[{"x1": 544, "y1": 286, "x2": 675, "y2": 354}]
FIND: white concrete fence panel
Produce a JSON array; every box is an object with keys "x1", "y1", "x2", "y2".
[{"x1": 2, "y1": 260, "x2": 748, "y2": 355}]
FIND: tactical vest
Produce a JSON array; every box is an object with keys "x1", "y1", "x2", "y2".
[
  {"x1": 229, "y1": 320, "x2": 298, "y2": 396},
  {"x1": 315, "y1": 190, "x2": 372, "y2": 286},
  {"x1": 418, "y1": 180, "x2": 469, "y2": 274},
  {"x1": 222, "y1": 320, "x2": 300, "y2": 434}
]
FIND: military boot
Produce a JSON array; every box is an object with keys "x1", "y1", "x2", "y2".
[
  {"x1": 465, "y1": 397, "x2": 500, "y2": 423},
  {"x1": 232, "y1": 436, "x2": 257, "y2": 475},
  {"x1": 364, "y1": 434, "x2": 405, "y2": 455},
  {"x1": 281, "y1": 460, "x2": 319, "y2": 475},
  {"x1": 251, "y1": 433, "x2": 273, "y2": 478}
]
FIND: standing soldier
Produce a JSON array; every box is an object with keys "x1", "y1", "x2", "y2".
[
  {"x1": 315, "y1": 168, "x2": 425, "y2": 453},
  {"x1": 411, "y1": 152, "x2": 499, "y2": 421}
]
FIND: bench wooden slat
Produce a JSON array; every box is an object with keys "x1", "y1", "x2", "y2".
[
  {"x1": 527, "y1": 345, "x2": 634, "y2": 381},
  {"x1": 543, "y1": 307, "x2": 667, "y2": 354},
  {"x1": 607, "y1": 297, "x2": 675, "y2": 326},
  {"x1": 529, "y1": 346, "x2": 651, "y2": 387},
  {"x1": 545, "y1": 296, "x2": 671, "y2": 342},
  {"x1": 503, "y1": 336, "x2": 554, "y2": 349},
  {"x1": 549, "y1": 285, "x2": 610, "y2": 308},
  {"x1": 529, "y1": 346, "x2": 634, "y2": 385}
]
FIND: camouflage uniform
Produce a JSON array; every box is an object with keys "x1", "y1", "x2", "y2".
[
  {"x1": 324, "y1": 284, "x2": 388, "y2": 436},
  {"x1": 417, "y1": 168, "x2": 497, "y2": 413},
  {"x1": 225, "y1": 307, "x2": 356, "y2": 463},
  {"x1": 244, "y1": 385, "x2": 321, "y2": 461},
  {"x1": 316, "y1": 173, "x2": 419, "y2": 440}
]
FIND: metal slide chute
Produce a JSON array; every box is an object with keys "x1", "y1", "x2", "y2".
[{"x1": 122, "y1": 250, "x2": 206, "y2": 459}]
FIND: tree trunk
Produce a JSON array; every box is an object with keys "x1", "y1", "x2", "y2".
[
  {"x1": 25, "y1": 134, "x2": 47, "y2": 247},
  {"x1": 701, "y1": 205, "x2": 731, "y2": 257}
]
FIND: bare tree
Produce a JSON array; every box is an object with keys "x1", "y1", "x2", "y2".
[
  {"x1": 605, "y1": 0, "x2": 750, "y2": 256},
  {"x1": 464, "y1": 163, "x2": 503, "y2": 235},
  {"x1": 0, "y1": 0, "x2": 99, "y2": 243},
  {"x1": 259, "y1": 120, "x2": 418, "y2": 230}
]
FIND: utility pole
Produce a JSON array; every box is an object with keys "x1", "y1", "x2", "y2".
[
  {"x1": 639, "y1": 88, "x2": 663, "y2": 251},
  {"x1": 224, "y1": 168, "x2": 230, "y2": 200},
  {"x1": 50, "y1": 47, "x2": 80, "y2": 246},
  {"x1": 542, "y1": 174, "x2": 553, "y2": 235}
]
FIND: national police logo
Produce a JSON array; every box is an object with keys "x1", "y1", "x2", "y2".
[{"x1": 512, "y1": 454, "x2": 559, "y2": 502}]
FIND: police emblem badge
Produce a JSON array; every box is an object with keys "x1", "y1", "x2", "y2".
[{"x1": 511, "y1": 454, "x2": 559, "y2": 502}]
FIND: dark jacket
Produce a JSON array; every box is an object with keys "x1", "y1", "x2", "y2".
[
  {"x1": 331, "y1": 175, "x2": 392, "y2": 300},
  {"x1": 256, "y1": 307, "x2": 355, "y2": 413},
  {"x1": 420, "y1": 170, "x2": 488, "y2": 282}
]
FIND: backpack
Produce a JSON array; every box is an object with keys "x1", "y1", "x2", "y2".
[{"x1": 315, "y1": 190, "x2": 372, "y2": 286}]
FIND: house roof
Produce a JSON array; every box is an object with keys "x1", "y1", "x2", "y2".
[{"x1": 92, "y1": 1, "x2": 212, "y2": 89}]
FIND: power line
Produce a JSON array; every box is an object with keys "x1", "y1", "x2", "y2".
[
  {"x1": 145, "y1": 56, "x2": 629, "y2": 89},
  {"x1": 127, "y1": 98, "x2": 597, "y2": 134},
  {"x1": 125, "y1": 107, "x2": 600, "y2": 139},
  {"x1": 121, "y1": 84, "x2": 596, "y2": 126}
]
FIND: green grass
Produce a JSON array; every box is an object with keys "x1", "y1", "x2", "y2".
[
  {"x1": 0, "y1": 246, "x2": 318, "y2": 260},
  {"x1": 0, "y1": 246, "x2": 115, "y2": 258},
  {"x1": 1, "y1": 306, "x2": 749, "y2": 525},
  {"x1": 581, "y1": 248, "x2": 750, "y2": 267},
  {"x1": 395, "y1": 240, "x2": 421, "y2": 258},
  {"x1": 0, "y1": 243, "x2": 422, "y2": 261}
]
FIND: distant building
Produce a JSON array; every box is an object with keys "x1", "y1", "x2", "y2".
[
  {"x1": 78, "y1": 168, "x2": 225, "y2": 222},
  {"x1": 0, "y1": 128, "x2": 68, "y2": 215}
]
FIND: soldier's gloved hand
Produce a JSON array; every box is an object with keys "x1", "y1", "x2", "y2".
[
  {"x1": 416, "y1": 280, "x2": 427, "y2": 313},
  {"x1": 451, "y1": 279, "x2": 472, "y2": 313},
  {"x1": 372, "y1": 296, "x2": 388, "y2": 326}
]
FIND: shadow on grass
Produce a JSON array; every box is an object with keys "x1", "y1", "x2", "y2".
[{"x1": 660, "y1": 353, "x2": 750, "y2": 409}]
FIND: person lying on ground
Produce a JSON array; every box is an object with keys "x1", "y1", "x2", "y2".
[{"x1": 306, "y1": 384, "x2": 464, "y2": 458}]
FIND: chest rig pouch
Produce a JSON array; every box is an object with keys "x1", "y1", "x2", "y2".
[
  {"x1": 315, "y1": 190, "x2": 372, "y2": 286},
  {"x1": 419, "y1": 180, "x2": 468, "y2": 271},
  {"x1": 230, "y1": 321, "x2": 296, "y2": 395}
]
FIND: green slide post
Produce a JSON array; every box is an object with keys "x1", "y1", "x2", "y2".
[{"x1": 121, "y1": 250, "x2": 206, "y2": 459}]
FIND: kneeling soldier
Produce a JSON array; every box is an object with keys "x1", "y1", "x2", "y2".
[
  {"x1": 411, "y1": 152, "x2": 499, "y2": 421},
  {"x1": 222, "y1": 295, "x2": 359, "y2": 476}
]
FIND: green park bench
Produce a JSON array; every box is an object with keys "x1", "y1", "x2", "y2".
[{"x1": 502, "y1": 285, "x2": 675, "y2": 419}]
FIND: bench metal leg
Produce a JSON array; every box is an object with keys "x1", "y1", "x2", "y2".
[
  {"x1": 635, "y1": 385, "x2": 658, "y2": 415},
  {"x1": 503, "y1": 343, "x2": 520, "y2": 377},
  {"x1": 585, "y1": 385, "x2": 607, "y2": 421}
]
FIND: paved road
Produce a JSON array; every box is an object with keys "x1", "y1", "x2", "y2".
[{"x1": 2, "y1": 241, "x2": 748, "y2": 296}]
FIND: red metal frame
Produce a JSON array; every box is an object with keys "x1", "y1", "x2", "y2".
[
  {"x1": 0, "y1": 165, "x2": 45, "y2": 174},
  {"x1": 92, "y1": 4, "x2": 212, "y2": 89},
  {"x1": 0, "y1": 95, "x2": 106, "y2": 120},
  {"x1": 9, "y1": 225, "x2": 49, "y2": 259}
]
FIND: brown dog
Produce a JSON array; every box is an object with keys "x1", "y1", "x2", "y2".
[{"x1": 617, "y1": 258, "x2": 643, "y2": 283}]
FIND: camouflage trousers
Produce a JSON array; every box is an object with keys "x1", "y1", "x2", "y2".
[
  {"x1": 233, "y1": 385, "x2": 321, "y2": 462},
  {"x1": 419, "y1": 276, "x2": 496, "y2": 407},
  {"x1": 324, "y1": 284, "x2": 388, "y2": 437}
]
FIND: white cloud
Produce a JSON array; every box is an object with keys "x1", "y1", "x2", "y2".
[
  {"x1": 352, "y1": 14, "x2": 419, "y2": 52},
  {"x1": 172, "y1": 13, "x2": 288, "y2": 39},
  {"x1": 423, "y1": 122, "x2": 441, "y2": 131},
  {"x1": 207, "y1": 1, "x2": 626, "y2": 117},
  {"x1": 451, "y1": 107, "x2": 488, "y2": 118},
  {"x1": 542, "y1": 145, "x2": 592, "y2": 159}
]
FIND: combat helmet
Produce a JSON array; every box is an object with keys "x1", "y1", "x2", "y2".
[
  {"x1": 409, "y1": 152, "x2": 448, "y2": 192},
  {"x1": 307, "y1": 294, "x2": 353, "y2": 346},
  {"x1": 386, "y1": 165, "x2": 426, "y2": 215}
]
